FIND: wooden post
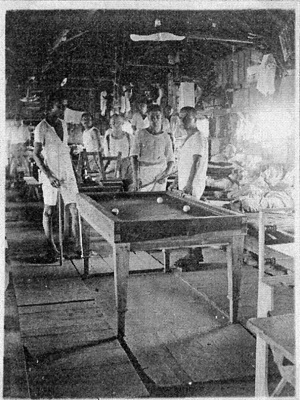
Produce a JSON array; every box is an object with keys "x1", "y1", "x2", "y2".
[
  {"x1": 226, "y1": 244, "x2": 233, "y2": 323},
  {"x1": 257, "y1": 210, "x2": 274, "y2": 317},
  {"x1": 163, "y1": 249, "x2": 171, "y2": 273},
  {"x1": 255, "y1": 212, "x2": 271, "y2": 396},
  {"x1": 255, "y1": 335, "x2": 269, "y2": 397},
  {"x1": 231, "y1": 235, "x2": 244, "y2": 323},
  {"x1": 113, "y1": 243, "x2": 130, "y2": 339},
  {"x1": 63, "y1": 202, "x2": 70, "y2": 240},
  {"x1": 81, "y1": 217, "x2": 91, "y2": 277}
]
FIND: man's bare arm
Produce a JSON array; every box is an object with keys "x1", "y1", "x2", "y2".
[
  {"x1": 33, "y1": 142, "x2": 60, "y2": 188},
  {"x1": 183, "y1": 154, "x2": 201, "y2": 195}
]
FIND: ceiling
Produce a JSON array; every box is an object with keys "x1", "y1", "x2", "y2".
[{"x1": 5, "y1": 8, "x2": 295, "y2": 106}]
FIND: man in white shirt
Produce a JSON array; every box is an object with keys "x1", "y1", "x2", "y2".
[
  {"x1": 169, "y1": 106, "x2": 208, "y2": 267},
  {"x1": 177, "y1": 107, "x2": 209, "y2": 199},
  {"x1": 33, "y1": 98, "x2": 79, "y2": 262},
  {"x1": 131, "y1": 101, "x2": 149, "y2": 134},
  {"x1": 131, "y1": 104, "x2": 174, "y2": 192}
]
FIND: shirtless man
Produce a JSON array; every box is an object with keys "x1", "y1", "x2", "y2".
[{"x1": 33, "y1": 97, "x2": 79, "y2": 262}]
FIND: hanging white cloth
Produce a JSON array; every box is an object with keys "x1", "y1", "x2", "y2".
[
  {"x1": 257, "y1": 54, "x2": 276, "y2": 96},
  {"x1": 125, "y1": 92, "x2": 131, "y2": 113},
  {"x1": 100, "y1": 91, "x2": 107, "y2": 116},
  {"x1": 120, "y1": 86, "x2": 126, "y2": 114},
  {"x1": 64, "y1": 108, "x2": 84, "y2": 124},
  {"x1": 179, "y1": 82, "x2": 195, "y2": 110}
]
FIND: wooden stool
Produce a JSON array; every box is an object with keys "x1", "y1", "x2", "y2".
[{"x1": 23, "y1": 176, "x2": 42, "y2": 202}]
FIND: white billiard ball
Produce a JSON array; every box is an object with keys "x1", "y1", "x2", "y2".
[
  {"x1": 157, "y1": 197, "x2": 163, "y2": 204},
  {"x1": 111, "y1": 208, "x2": 119, "y2": 215},
  {"x1": 183, "y1": 205, "x2": 190, "y2": 213}
]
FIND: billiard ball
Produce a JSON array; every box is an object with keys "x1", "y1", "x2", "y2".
[
  {"x1": 183, "y1": 205, "x2": 190, "y2": 213},
  {"x1": 157, "y1": 197, "x2": 163, "y2": 204},
  {"x1": 111, "y1": 208, "x2": 119, "y2": 215}
]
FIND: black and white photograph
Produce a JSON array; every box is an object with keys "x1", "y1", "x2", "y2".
[{"x1": 2, "y1": 1, "x2": 298, "y2": 398}]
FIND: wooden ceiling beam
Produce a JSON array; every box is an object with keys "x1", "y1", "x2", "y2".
[{"x1": 126, "y1": 63, "x2": 174, "y2": 69}]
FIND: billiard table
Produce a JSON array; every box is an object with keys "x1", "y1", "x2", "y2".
[{"x1": 76, "y1": 190, "x2": 247, "y2": 338}]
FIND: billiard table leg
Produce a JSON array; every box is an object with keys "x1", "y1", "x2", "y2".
[
  {"x1": 231, "y1": 235, "x2": 244, "y2": 323},
  {"x1": 113, "y1": 243, "x2": 130, "y2": 339},
  {"x1": 81, "y1": 217, "x2": 90, "y2": 278},
  {"x1": 163, "y1": 249, "x2": 171, "y2": 273}
]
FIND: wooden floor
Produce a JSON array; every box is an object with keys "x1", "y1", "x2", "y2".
[{"x1": 4, "y1": 193, "x2": 295, "y2": 398}]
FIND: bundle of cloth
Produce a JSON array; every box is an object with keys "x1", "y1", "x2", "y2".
[{"x1": 226, "y1": 161, "x2": 295, "y2": 212}]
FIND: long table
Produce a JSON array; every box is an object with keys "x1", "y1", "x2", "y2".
[{"x1": 77, "y1": 190, "x2": 247, "y2": 338}]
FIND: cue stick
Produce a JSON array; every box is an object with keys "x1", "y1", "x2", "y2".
[
  {"x1": 58, "y1": 188, "x2": 63, "y2": 266},
  {"x1": 78, "y1": 209, "x2": 83, "y2": 259},
  {"x1": 139, "y1": 169, "x2": 178, "y2": 190}
]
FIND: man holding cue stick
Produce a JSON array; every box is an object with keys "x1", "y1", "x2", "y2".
[
  {"x1": 33, "y1": 96, "x2": 80, "y2": 263},
  {"x1": 130, "y1": 104, "x2": 175, "y2": 192}
]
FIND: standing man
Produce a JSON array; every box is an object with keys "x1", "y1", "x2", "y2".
[
  {"x1": 33, "y1": 97, "x2": 79, "y2": 262},
  {"x1": 81, "y1": 112, "x2": 103, "y2": 153},
  {"x1": 131, "y1": 104, "x2": 174, "y2": 192},
  {"x1": 169, "y1": 106, "x2": 209, "y2": 267},
  {"x1": 81, "y1": 112, "x2": 104, "y2": 182},
  {"x1": 8, "y1": 115, "x2": 31, "y2": 181},
  {"x1": 131, "y1": 100, "x2": 149, "y2": 134},
  {"x1": 103, "y1": 114, "x2": 133, "y2": 191}
]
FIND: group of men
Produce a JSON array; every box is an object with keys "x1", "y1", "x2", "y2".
[{"x1": 33, "y1": 97, "x2": 208, "y2": 265}]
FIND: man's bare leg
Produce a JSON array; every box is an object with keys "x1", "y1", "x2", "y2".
[
  {"x1": 65, "y1": 203, "x2": 81, "y2": 257},
  {"x1": 43, "y1": 204, "x2": 59, "y2": 258}
]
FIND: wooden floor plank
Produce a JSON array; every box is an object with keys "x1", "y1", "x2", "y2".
[
  {"x1": 19, "y1": 310, "x2": 111, "y2": 337},
  {"x1": 11, "y1": 259, "x2": 80, "y2": 281},
  {"x1": 71, "y1": 256, "x2": 113, "y2": 275},
  {"x1": 177, "y1": 270, "x2": 230, "y2": 317},
  {"x1": 14, "y1": 277, "x2": 95, "y2": 306},
  {"x1": 91, "y1": 255, "x2": 114, "y2": 273},
  {"x1": 165, "y1": 324, "x2": 257, "y2": 382},
  {"x1": 26, "y1": 341, "x2": 149, "y2": 398},
  {"x1": 132, "y1": 251, "x2": 164, "y2": 271},
  {"x1": 73, "y1": 251, "x2": 164, "y2": 276},
  {"x1": 34, "y1": 341, "x2": 129, "y2": 368},
  {"x1": 18, "y1": 299, "x2": 96, "y2": 315},
  {"x1": 103, "y1": 251, "x2": 162, "y2": 272},
  {"x1": 23, "y1": 329, "x2": 116, "y2": 357},
  {"x1": 29, "y1": 373, "x2": 149, "y2": 398},
  {"x1": 125, "y1": 330, "x2": 191, "y2": 387}
]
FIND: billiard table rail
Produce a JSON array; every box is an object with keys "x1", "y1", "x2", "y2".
[{"x1": 77, "y1": 191, "x2": 247, "y2": 244}]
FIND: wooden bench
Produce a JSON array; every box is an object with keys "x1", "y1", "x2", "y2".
[{"x1": 247, "y1": 314, "x2": 295, "y2": 397}]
